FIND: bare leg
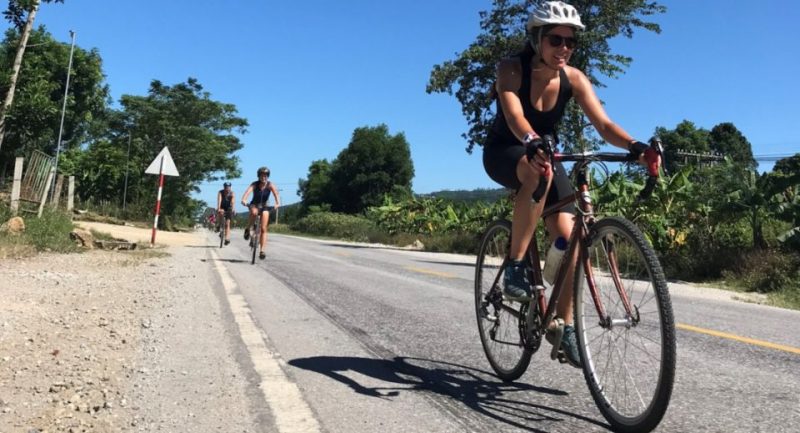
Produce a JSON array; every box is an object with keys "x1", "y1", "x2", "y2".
[
  {"x1": 545, "y1": 211, "x2": 576, "y2": 324},
  {"x1": 510, "y1": 155, "x2": 550, "y2": 260},
  {"x1": 259, "y1": 213, "x2": 269, "y2": 253}
]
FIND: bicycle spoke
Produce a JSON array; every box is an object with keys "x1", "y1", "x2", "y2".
[{"x1": 576, "y1": 217, "x2": 675, "y2": 431}]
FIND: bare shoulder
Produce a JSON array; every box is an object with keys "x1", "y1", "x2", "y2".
[
  {"x1": 564, "y1": 66, "x2": 589, "y2": 85},
  {"x1": 496, "y1": 57, "x2": 523, "y2": 92}
]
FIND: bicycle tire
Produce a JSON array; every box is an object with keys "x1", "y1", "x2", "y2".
[
  {"x1": 219, "y1": 220, "x2": 225, "y2": 248},
  {"x1": 475, "y1": 219, "x2": 533, "y2": 382},
  {"x1": 574, "y1": 216, "x2": 676, "y2": 433},
  {"x1": 250, "y1": 219, "x2": 258, "y2": 265}
]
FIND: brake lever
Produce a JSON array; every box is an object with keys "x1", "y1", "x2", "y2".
[
  {"x1": 636, "y1": 137, "x2": 665, "y2": 202},
  {"x1": 528, "y1": 135, "x2": 555, "y2": 203}
]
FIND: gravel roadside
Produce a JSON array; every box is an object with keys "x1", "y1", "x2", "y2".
[{"x1": 0, "y1": 227, "x2": 267, "y2": 433}]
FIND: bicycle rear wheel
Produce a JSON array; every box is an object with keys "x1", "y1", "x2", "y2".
[
  {"x1": 475, "y1": 220, "x2": 532, "y2": 382},
  {"x1": 574, "y1": 216, "x2": 675, "y2": 433}
]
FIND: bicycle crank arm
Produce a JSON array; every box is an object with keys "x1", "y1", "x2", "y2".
[{"x1": 548, "y1": 318, "x2": 565, "y2": 360}]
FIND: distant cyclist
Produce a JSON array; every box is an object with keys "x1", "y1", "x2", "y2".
[
  {"x1": 240, "y1": 166, "x2": 280, "y2": 260},
  {"x1": 482, "y1": 1, "x2": 661, "y2": 367},
  {"x1": 206, "y1": 212, "x2": 216, "y2": 230},
  {"x1": 216, "y1": 182, "x2": 236, "y2": 245}
]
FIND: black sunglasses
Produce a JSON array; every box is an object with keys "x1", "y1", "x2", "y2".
[{"x1": 544, "y1": 34, "x2": 578, "y2": 50}]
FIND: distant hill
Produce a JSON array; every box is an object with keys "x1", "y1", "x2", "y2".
[{"x1": 417, "y1": 188, "x2": 508, "y2": 203}]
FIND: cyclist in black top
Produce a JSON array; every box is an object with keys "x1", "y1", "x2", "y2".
[
  {"x1": 483, "y1": 1, "x2": 661, "y2": 367},
  {"x1": 216, "y1": 182, "x2": 236, "y2": 245},
  {"x1": 240, "y1": 166, "x2": 281, "y2": 260}
]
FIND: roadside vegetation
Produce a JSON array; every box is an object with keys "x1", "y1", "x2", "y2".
[{"x1": 0, "y1": 204, "x2": 79, "y2": 258}]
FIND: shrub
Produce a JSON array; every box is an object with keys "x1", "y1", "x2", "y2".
[
  {"x1": 721, "y1": 249, "x2": 800, "y2": 293},
  {"x1": 22, "y1": 209, "x2": 79, "y2": 253},
  {"x1": 290, "y1": 212, "x2": 377, "y2": 242}
]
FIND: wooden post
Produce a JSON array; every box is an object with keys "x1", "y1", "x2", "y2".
[
  {"x1": 10, "y1": 157, "x2": 23, "y2": 214},
  {"x1": 67, "y1": 176, "x2": 75, "y2": 212},
  {"x1": 52, "y1": 174, "x2": 64, "y2": 207},
  {"x1": 38, "y1": 167, "x2": 55, "y2": 217}
]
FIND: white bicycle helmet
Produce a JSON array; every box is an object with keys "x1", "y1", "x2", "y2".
[{"x1": 526, "y1": 1, "x2": 585, "y2": 33}]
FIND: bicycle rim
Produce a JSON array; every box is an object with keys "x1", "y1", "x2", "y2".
[
  {"x1": 251, "y1": 225, "x2": 258, "y2": 264},
  {"x1": 575, "y1": 216, "x2": 676, "y2": 432},
  {"x1": 474, "y1": 220, "x2": 532, "y2": 382}
]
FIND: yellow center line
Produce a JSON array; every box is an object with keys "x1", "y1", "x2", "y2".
[
  {"x1": 333, "y1": 251, "x2": 351, "y2": 257},
  {"x1": 677, "y1": 323, "x2": 800, "y2": 355},
  {"x1": 406, "y1": 266, "x2": 457, "y2": 279}
]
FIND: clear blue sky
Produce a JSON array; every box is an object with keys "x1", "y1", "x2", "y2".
[{"x1": 15, "y1": 0, "x2": 800, "y2": 207}]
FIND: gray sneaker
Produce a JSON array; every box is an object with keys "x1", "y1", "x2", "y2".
[{"x1": 503, "y1": 260, "x2": 531, "y2": 301}]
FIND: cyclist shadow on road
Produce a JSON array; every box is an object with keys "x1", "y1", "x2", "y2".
[{"x1": 288, "y1": 355, "x2": 609, "y2": 431}]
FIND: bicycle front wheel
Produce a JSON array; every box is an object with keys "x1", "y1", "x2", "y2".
[
  {"x1": 475, "y1": 220, "x2": 532, "y2": 382},
  {"x1": 250, "y1": 224, "x2": 258, "y2": 265},
  {"x1": 574, "y1": 216, "x2": 675, "y2": 433},
  {"x1": 219, "y1": 223, "x2": 225, "y2": 248}
]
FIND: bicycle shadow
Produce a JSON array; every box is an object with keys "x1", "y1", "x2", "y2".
[{"x1": 288, "y1": 355, "x2": 609, "y2": 431}]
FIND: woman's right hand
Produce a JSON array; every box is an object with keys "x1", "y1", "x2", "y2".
[{"x1": 529, "y1": 146, "x2": 552, "y2": 178}]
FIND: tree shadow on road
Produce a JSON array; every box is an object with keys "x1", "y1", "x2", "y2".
[{"x1": 288, "y1": 355, "x2": 610, "y2": 432}]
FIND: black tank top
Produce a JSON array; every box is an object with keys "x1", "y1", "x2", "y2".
[
  {"x1": 250, "y1": 181, "x2": 271, "y2": 205},
  {"x1": 486, "y1": 52, "x2": 573, "y2": 147},
  {"x1": 219, "y1": 190, "x2": 233, "y2": 208}
]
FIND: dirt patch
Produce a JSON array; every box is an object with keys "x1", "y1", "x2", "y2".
[
  {"x1": 75, "y1": 222, "x2": 202, "y2": 248},
  {"x1": 0, "y1": 236, "x2": 260, "y2": 432}
]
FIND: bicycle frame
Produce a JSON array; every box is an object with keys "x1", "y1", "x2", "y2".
[{"x1": 525, "y1": 152, "x2": 640, "y2": 330}]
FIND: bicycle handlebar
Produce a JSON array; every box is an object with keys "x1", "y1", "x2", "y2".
[{"x1": 526, "y1": 135, "x2": 667, "y2": 202}]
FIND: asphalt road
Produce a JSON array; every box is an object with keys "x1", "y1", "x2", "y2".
[{"x1": 209, "y1": 231, "x2": 800, "y2": 433}]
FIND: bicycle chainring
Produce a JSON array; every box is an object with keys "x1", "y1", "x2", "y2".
[{"x1": 519, "y1": 303, "x2": 543, "y2": 353}]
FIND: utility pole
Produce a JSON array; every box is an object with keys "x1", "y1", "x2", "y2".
[{"x1": 52, "y1": 30, "x2": 76, "y2": 200}]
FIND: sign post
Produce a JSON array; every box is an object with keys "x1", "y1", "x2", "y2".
[{"x1": 145, "y1": 147, "x2": 179, "y2": 245}]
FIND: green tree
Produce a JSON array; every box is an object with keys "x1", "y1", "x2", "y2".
[
  {"x1": 770, "y1": 154, "x2": 800, "y2": 250},
  {"x1": 297, "y1": 158, "x2": 332, "y2": 211},
  {"x1": 0, "y1": 0, "x2": 65, "y2": 158},
  {"x1": 427, "y1": 0, "x2": 665, "y2": 153},
  {"x1": 654, "y1": 120, "x2": 710, "y2": 174},
  {"x1": 89, "y1": 78, "x2": 247, "y2": 226},
  {"x1": 709, "y1": 122, "x2": 756, "y2": 169},
  {"x1": 0, "y1": 24, "x2": 106, "y2": 173},
  {"x1": 328, "y1": 124, "x2": 414, "y2": 214}
]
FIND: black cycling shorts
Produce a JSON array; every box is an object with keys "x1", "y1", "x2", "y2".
[{"x1": 483, "y1": 143, "x2": 575, "y2": 214}]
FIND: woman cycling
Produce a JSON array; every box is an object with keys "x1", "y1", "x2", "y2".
[
  {"x1": 241, "y1": 166, "x2": 280, "y2": 260},
  {"x1": 482, "y1": 1, "x2": 660, "y2": 368}
]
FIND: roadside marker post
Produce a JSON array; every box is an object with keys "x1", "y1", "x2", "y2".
[{"x1": 145, "y1": 147, "x2": 180, "y2": 245}]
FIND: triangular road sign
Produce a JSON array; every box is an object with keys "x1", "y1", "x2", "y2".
[{"x1": 145, "y1": 147, "x2": 180, "y2": 176}]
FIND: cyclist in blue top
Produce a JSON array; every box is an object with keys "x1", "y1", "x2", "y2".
[
  {"x1": 482, "y1": 1, "x2": 661, "y2": 367},
  {"x1": 216, "y1": 182, "x2": 236, "y2": 245},
  {"x1": 240, "y1": 166, "x2": 281, "y2": 260}
]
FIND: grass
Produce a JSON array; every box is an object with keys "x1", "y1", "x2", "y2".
[
  {"x1": 118, "y1": 248, "x2": 171, "y2": 266},
  {"x1": 0, "y1": 208, "x2": 80, "y2": 258},
  {"x1": 90, "y1": 228, "x2": 117, "y2": 241}
]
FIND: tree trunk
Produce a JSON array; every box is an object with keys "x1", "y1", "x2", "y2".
[{"x1": 0, "y1": 0, "x2": 41, "y2": 157}]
